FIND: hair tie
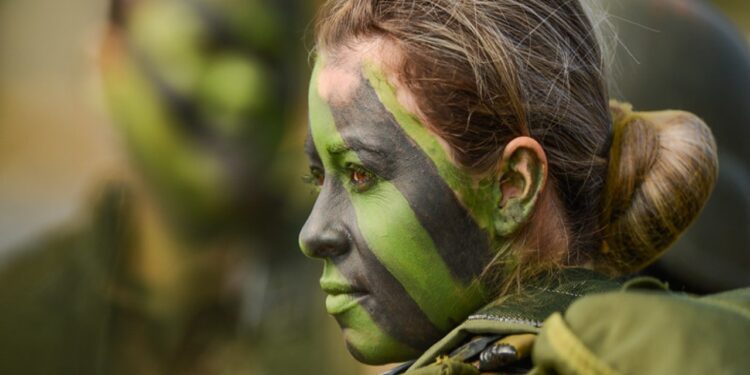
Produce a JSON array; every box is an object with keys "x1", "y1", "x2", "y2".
[{"x1": 605, "y1": 100, "x2": 637, "y2": 157}]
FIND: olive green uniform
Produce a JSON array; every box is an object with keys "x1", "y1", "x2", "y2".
[{"x1": 394, "y1": 270, "x2": 750, "y2": 374}]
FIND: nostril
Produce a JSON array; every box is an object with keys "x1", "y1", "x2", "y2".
[{"x1": 301, "y1": 226, "x2": 349, "y2": 259}]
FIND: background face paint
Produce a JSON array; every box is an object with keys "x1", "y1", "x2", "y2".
[{"x1": 300, "y1": 58, "x2": 500, "y2": 364}]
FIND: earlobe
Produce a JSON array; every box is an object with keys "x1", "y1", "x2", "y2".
[{"x1": 493, "y1": 137, "x2": 548, "y2": 237}]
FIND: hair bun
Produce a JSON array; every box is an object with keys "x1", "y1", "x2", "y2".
[{"x1": 598, "y1": 100, "x2": 718, "y2": 275}]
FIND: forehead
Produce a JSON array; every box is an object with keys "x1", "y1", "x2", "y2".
[
  {"x1": 307, "y1": 56, "x2": 443, "y2": 166},
  {"x1": 316, "y1": 63, "x2": 364, "y2": 106},
  {"x1": 307, "y1": 57, "x2": 388, "y2": 145},
  {"x1": 315, "y1": 38, "x2": 398, "y2": 103},
  {"x1": 307, "y1": 59, "x2": 401, "y2": 165},
  {"x1": 307, "y1": 52, "x2": 464, "y2": 183}
]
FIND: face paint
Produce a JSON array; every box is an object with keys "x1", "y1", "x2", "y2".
[
  {"x1": 300, "y1": 57, "x2": 501, "y2": 364},
  {"x1": 362, "y1": 64, "x2": 502, "y2": 236}
]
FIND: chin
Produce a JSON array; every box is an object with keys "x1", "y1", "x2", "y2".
[{"x1": 341, "y1": 327, "x2": 420, "y2": 365}]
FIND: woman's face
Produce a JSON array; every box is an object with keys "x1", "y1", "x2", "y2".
[{"x1": 299, "y1": 55, "x2": 501, "y2": 364}]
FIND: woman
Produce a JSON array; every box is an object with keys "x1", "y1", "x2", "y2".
[{"x1": 299, "y1": 0, "x2": 750, "y2": 373}]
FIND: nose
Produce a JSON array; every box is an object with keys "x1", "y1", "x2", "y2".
[
  {"x1": 299, "y1": 224, "x2": 349, "y2": 259},
  {"x1": 299, "y1": 191, "x2": 350, "y2": 259}
]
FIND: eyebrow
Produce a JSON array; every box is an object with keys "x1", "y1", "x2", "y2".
[
  {"x1": 326, "y1": 142, "x2": 351, "y2": 155},
  {"x1": 326, "y1": 140, "x2": 388, "y2": 160}
]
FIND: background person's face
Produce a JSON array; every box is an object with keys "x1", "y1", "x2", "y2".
[
  {"x1": 101, "y1": 0, "x2": 289, "y2": 240},
  {"x1": 299, "y1": 56, "x2": 502, "y2": 364}
]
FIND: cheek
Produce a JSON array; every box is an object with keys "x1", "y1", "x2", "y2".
[{"x1": 350, "y1": 182, "x2": 483, "y2": 330}]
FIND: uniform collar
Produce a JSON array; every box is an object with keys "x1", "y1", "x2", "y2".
[{"x1": 406, "y1": 268, "x2": 621, "y2": 371}]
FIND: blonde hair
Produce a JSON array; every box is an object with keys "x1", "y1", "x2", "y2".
[
  {"x1": 314, "y1": 0, "x2": 718, "y2": 277},
  {"x1": 601, "y1": 101, "x2": 718, "y2": 274}
]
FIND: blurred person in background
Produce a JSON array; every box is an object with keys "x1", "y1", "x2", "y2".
[{"x1": 0, "y1": 0, "x2": 360, "y2": 373}]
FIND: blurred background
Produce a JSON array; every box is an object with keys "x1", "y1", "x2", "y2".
[{"x1": 0, "y1": 0, "x2": 747, "y2": 374}]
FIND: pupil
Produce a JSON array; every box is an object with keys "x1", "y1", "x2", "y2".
[{"x1": 354, "y1": 171, "x2": 365, "y2": 184}]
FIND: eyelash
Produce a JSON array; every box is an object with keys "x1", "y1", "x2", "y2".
[
  {"x1": 302, "y1": 164, "x2": 377, "y2": 193},
  {"x1": 302, "y1": 166, "x2": 324, "y2": 192}
]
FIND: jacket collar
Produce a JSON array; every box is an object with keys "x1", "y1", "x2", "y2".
[{"x1": 407, "y1": 268, "x2": 621, "y2": 370}]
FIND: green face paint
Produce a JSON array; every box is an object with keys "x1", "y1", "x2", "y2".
[
  {"x1": 300, "y1": 57, "x2": 505, "y2": 364},
  {"x1": 320, "y1": 260, "x2": 418, "y2": 363},
  {"x1": 362, "y1": 64, "x2": 502, "y2": 238}
]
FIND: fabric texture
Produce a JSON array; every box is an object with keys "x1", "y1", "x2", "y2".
[
  {"x1": 397, "y1": 270, "x2": 750, "y2": 375},
  {"x1": 532, "y1": 287, "x2": 750, "y2": 375}
]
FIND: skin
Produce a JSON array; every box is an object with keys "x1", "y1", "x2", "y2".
[{"x1": 299, "y1": 50, "x2": 548, "y2": 364}]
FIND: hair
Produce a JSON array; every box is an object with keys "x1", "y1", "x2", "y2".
[{"x1": 313, "y1": 0, "x2": 718, "y2": 278}]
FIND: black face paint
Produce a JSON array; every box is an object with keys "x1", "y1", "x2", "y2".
[
  {"x1": 305, "y1": 175, "x2": 444, "y2": 350},
  {"x1": 301, "y1": 59, "x2": 499, "y2": 364},
  {"x1": 329, "y1": 74, "x2": 493, "y2": 284}
]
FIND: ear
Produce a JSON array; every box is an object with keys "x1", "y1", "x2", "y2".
[{"x1": 493, "y1": 136, "x2": 548, "y2": 237}]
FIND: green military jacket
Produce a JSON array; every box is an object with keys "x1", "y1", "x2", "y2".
[{"x1": 386, "y1": 269, "x2": 750, "y2": 375}]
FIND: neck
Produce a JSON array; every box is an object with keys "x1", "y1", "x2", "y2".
[{"x1": 520, "y1": 184, "x2": 570, "y2": 266}]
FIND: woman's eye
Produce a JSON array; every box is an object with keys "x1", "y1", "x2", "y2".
[
  {"x1": 352, "y1": 169, "x2": 368, "y2": 185},
  {"x1": 347, "y1": 165, "x2": 375, "y2": 192}
]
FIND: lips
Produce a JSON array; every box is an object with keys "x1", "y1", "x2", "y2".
[{"x1": 320, "y1": 279, "x2": 368, "y2": 315}]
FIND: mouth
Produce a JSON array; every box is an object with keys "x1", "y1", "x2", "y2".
[{"x1": 320, "y1": 279, "x2": 368, "y2": 315}]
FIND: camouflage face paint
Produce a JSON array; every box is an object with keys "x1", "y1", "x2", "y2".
[{"x1": 299, "y1": 57, "x2": 500, "y2": 364}]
